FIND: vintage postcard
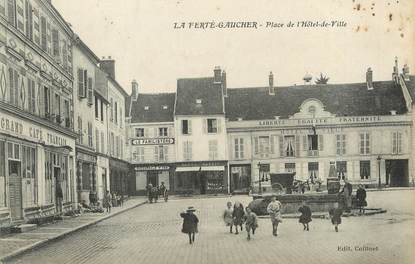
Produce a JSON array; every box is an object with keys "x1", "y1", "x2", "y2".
[{"x1": 0, "y1": 0, "x2": 414, "y2": 263}]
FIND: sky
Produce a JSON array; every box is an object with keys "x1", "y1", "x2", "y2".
[{"x1": 53, "y1": 0, "x2": 415, "y2": 94}]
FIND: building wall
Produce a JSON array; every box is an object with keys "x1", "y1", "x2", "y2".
[{"x1": 108, "y1": 80, "x2": 126, "y2": 161}]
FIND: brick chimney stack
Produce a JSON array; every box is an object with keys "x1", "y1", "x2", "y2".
[
  {"x1": 100, "y1": 56, "x2": 116, "y2": 79},
  {"x1": 222, "y1": 70, "x2": 227, "y2": 97},
  {"x1": 403, "y1": 64, "x2": 410, "y2": 81},
  {"x1": 366, "y1": 67, "x2": 373, "y2": 90},
  {"x1": 392, "y1": 56, "x2": 399, "y2": 83},
  {"x1": 214, "y1": 66, "x2": 221, "y2": 83},
  {"x1": 269, "y1": 71, "x2": 275, "y2": 95},
  {"x1": 131, "y1": 80, "x2": 139, "y2": 100}
]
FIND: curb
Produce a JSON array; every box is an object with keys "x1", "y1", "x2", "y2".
[
  {"x1": 0, "y1": 200, "x2": 147, "y2": 263},
  {"x1": 365, "y1": 187, "x2": 415, "y2": 192}
]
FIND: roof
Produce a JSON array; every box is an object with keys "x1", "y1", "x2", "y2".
[
  {"x1": 130, "y1": 93, "x2": 176, "y2": 123},
  {"x1": 403, "y1": 75, "x2": 415, "y2": 101},
  {"x1": 225, "y1": 81, "x2": 408, "y2": 121},
  {"x1": 175, "y1": 77, "x2": 224, "y2": 115}
]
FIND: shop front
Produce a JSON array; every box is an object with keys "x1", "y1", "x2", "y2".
[
  {"x1": 174, "y1": 161, "x2": 228, "y2": 194},
  {"x1": 76, "y1": 149, "x2": 97, "y2": 205},
  {"x1": 229, "y1": 164, "x2": 252, "y2": 194},
  {"x1": 131, "y1": 164, "x2": 174, "y2": 196},
  {"x1": 0, "y1": 110, "x2": 76, "y2": 225},
  {"x1": 109, "y1": 158, "x2": 129, "y2": 197}
]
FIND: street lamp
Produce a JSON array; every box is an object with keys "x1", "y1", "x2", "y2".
[{"x1": 377, "y1": 155, "x2": 382, "y2": 189}]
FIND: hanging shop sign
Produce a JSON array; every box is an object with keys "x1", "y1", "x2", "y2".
[{"x1": 131, "y1": 138, "x2": 174, "y2": 146}]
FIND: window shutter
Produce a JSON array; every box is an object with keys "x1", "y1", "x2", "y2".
[
  {"x1": 303, "y1": 135, "x2": 308, "y2": 151},
  {"x1": 168, "y1": 127, "x2": 173, "y2": 137},
  {"x1": 203, "y1": 118, "x2": 207, "y2": 134},
  {"x1": 52, "y1": 29, "x2": 59, "y2": 57},
  {"x1": 7, "y1": 0, "x2": 15, "y2": 26},
  {"x1": 254, "y1": 136, "x2": 259, "y2": 155},
  {"x1": 270, "y1": 135, "x2": 275, "y2": 154},
  {"x1": 164, "y1": 146, "x2": 169, "y2": 161},
  {"x1": 318, "y1": 135, "x2": 324, "y2": 151},
  {"x1": 279, "y1": 136, "x2": 284, "y2": 157},
  {"x1": 392, "y1": 132, "x2": 396, "y2": 154},
  {"x1": 83, "y1": 70, "x2": 88, "y2": 96},
  {"x1": 77, "y1": 68, "x2": 83, "y2": 98},
  {"x1": 295, "y1": 136, "x2": 300, "y2": 157},
  {"x1": 154, "y1": 146, "x2": 158, "y2": 162},
  {"x1": 87, "y1": 77, "x2": 93, "y2": 105},
  {"x1": 188, "y1": 120, "x2": 192, "y2": 135},
  {"x1": 217, "y1": 118, "x2": 222, "y2": 133}
]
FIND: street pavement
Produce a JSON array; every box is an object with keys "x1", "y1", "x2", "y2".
[{"x1": 4, "y1": 190, "x2": 415, "y2": 264}]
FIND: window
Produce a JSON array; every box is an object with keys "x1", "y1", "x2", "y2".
[
  {"x1": 44, "y1": 86, "x2": 50, "y2": 117},
  {"x1": 64, "y1": 100, "x2": 70, "y2": 127},
  {"x1": 182, "y1": 120, "x2": 191, "y2": 135},
  {"x1": 234, "y1": 138, "x2": 244, "y2": 159},
  {"x1": 100, "y1": 132, "x2": 105, "y2": 154},
  {"x1": 307, "y1": 135, "x2": 318, "y2": 151},
  {"x1": 336, "y1": 134, "x2": 346, "y2": 155},
  {"x1": 308, "y1": 162, "x2": 319, "y2": 183},
  {"x1": 21, "y1": 145, "x2": 37, "y2": 206},
  {"x1": 62, "y1": 40, "x2": 68, "y2": 70},
  {"x1": 77, "y1": 69, "x2": 86, "y2": 98},
  {"x1": 207, "y1": 119, "x2": 218, "y2": 133},
  {"x1": 183, "y1": 141, "x2": 192, "y2": 160},
  {"x1": 27, "y1": 78, "x2": 36, "y2": 114},
  {"x1": 87, "y1": 122, "x2": 93, "y2": 147},
  {"x1": 77, "y1": 116, "x2": 83, "y2": 144},
  {"x1": 336, "y1": 161, "x2": 347, "y2": 180},
  {"x1": 284, "y1": 136, "x2": 295, "y2": 157},
  {"x1": 116, "y1": 136, "x2": 120, "y2": 157},
  {"x1": 155, "y1": 145, "x2": 168, "y2": 162},
  {"x1": 95, "y1": 129, "x2": 99, "y2": 152},
  {"x1": 95, "y1": 97, "x2": 99, "y2": 119},
  {"x1": 258, "y1": 136, "x2": 270, "y2": 157},
  {"x1": 359, "y1": 132, "x2": 370, "y2": 154},
  {"x1": 54, "y1": 93, "x2": 61, "y2": 121},
  {"x1": 110, "y1": 132, "x2": 114, "y2": 155},
  {"x1": 114, "y1": 102, "x2": 118, "y2": 124},
  {"x1": 87, "y1": 77, "x2": 93, "y2": 105},
  {"x1": 7, "y1": 0, "x2": 16, "y2": 27},
  {"x1": 159, "y1": 127, "x2": 168, "y2": 137},
  {"x1": 52, "y1": 29, "x2": 60, "y2": 57},
  {"x1": 360, "y1": 161, "x2": 370, "y2": 179},
  {"x1": 392, "y1": 132, "x2": 402, "y2": 154},
  {"x1": 285, "y1": 163, "x2": 296, "y2": 173},
  {"x1": 120, "y1": 107, "x2": 123, "y2": 127},
  {"x1": 133, "y1": 147, "x2": 145, "y2": 162},
  {"x1": 135, "y1": 128, "x2": 145, "y2": 137},
  {"x1": 209, "y1": 140, "x2": 218, "y2": 160},
  {"x1": 110, "y1": 98, "x2": 113, "y2": 121},
  {"x1": 8, "y1": 67, "x2": 19, "y2": 107},
  {"x1": 100, "y1": 100, "x2": 104, "y2": 122},
  {"x1": 40, "y1": 16, "x2": 46, "y2": 51},
  {"x1": 25, "y1": 0, "x2": 33, "y2": 40},
  {"x1": 0, "y1": 0, "x2": 6, "y2": 16}
]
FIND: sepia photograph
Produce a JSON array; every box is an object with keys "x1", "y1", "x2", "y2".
[{"x1": 0, "y1": 0, "x2": 414, "y2": 263}]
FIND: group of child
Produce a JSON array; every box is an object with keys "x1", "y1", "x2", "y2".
[{"x1": 180, "y1": 196, "x2": 345, "y2": 244}]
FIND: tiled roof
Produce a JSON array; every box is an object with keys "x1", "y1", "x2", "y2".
[
  {"x1": 175, "y1": 77, "x2": 225, "y2": 115},
  {"x1": 225, "y1": 81, "x2": 408, "y2": 121},
  {"x1": 130, "y1": 93, "x2": 176, "y2": 123}
]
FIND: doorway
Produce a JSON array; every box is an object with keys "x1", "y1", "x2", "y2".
[
  {"x1": 385, "y1": 159, "x2": 409, "y2": 187},
  {"x1": 199, "y1": 172, "x2": 207, "y2": 194},
  {"x1": 147, "y1": 171, "x2": 158, "y2": 187},
  {"x1": 54, "y1": 167, "x2": 62, "y2": 213},
  {"x1": 9, "y1": 161, "x2": 22, "y2": 220}
]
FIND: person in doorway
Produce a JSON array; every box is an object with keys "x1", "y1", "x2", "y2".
[
  {"x1": 159, "y1": 182, "x2": 167, "y2": 200},
  {"x1": 244, "y1": 207, "x2": 258, "y2": 241},
  {"x1": 232, "y1": 201, "x2": 245, "y2": 234},
  {"x1": 298, "y1": 201, "x2": 312, "y2": 231},
  {"x1": 356, "y1": 184, "x2": 367, "y2": 214},
  {"x1": 267, "y1": 195, "x2": 283, "y2": 236},
  {"x1": 103, "y1": 190, "x2": 112, "y2": 213},
  {"x1": 180, "y1": 206, "x2": 199, "y2": 244},
  {"x1": 329, "y1": 205, "x2": 343, "y2": 232},
  {"x1": 223, "y1": 201, "x2": 234, "y2": 233},
  {"x1": 56, "y1": 181, "x2": 63, "y2": 215},
  {"x1": 339, "y1": 179, "x2": 353, "y2": 213}
]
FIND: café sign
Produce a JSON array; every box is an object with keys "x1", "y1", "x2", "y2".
[{"x1": 131, "y1": 138, "x2": 174, "y2": 146}]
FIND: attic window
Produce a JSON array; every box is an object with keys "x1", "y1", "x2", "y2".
[
  {"x1": 144, "y1": 106, "x2": 149, "y2": 111},
  {"x1": 196, "y1": 99, "x2": 202, "y2": 104},
  {"x1": 162, "y1": 105, "x2": 168, "y2": 110}
]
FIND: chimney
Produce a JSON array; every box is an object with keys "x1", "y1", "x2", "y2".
[
  {"x1": 222, "y1": 70, "x2": 227, "y2": 97},
  {"x1": 268, "y1": 71, "x2": 275, "y2": 95},
  {"x1": 403, "y1": 64, "x2": 410, "y2": 81},
  {"x1": 392, "y1": 57, "x2": 399, "y2": 83},
  {"x1": 366, "y1": 67, "x2": 373, "y2": 90},
  {"x1": 214, "y1": 66, "x2": 221, "y2": 83},
  {"x1": 100, "y1": 56, "x2": 116, "y2": 79},
  {"x1": 131, "y1": 80, "x2": 139, "y2": 100}
]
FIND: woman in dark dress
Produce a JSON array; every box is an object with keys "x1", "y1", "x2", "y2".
[
  {"x1": 232, "y1": 201, "x2": 245, "y2": 234},
  {"x1": 356, "y1": 184, "x2": 367, "y2": 214},
  {"x1": 298, "y1": 201, "x2": 312, "y2": 231},
  {"x1": 180, "y1": 206, "x2": 199, "y2": 244}
]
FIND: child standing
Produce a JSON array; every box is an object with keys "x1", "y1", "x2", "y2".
[
  {"x1": 103, "y1": 190, "x2": 112, "y2": 213},
  {"x1": 298, "y1": 201, "x2": 312, "y2": 231},
  {"x1": 244, "y1": 207, "x2": 258, "y2": 241},
  {"x1": 223, "y1": 201, "x2": 234, "y2": 233},
  {"x1": 267, "y1": 196, "x2": 283, "y2": 236},
  {"x1": 180, "y1": 206, "x2": 199, "y2": 244},
  {"x1": 329, "y1": 206, "x2": 343, "y2": 232},
  {"x1": 232, "y1": 201, "x2": 244, "y2": 234}
]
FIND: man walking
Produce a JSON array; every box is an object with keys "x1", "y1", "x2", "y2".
[{"x1": 267, "y1": 195, "x2": 283, "y2": 236}]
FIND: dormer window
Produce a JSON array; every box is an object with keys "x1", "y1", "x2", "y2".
[
  {"x1": 144, "y1": 106, "x2": 149, "y2": 111},
  {"x1": 196, "y1": 99, "x2": 202, "y2": 104},
  {"x1": 162, "y1": 105, "x2": 168, "y2": 110},
  {"x1": 308, "y1": 106, "x2": 316, "y2": 115}
]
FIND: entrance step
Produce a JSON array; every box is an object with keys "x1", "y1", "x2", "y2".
[{"x1": 14, "y1": 224, "x2": 37, "y2": 233}]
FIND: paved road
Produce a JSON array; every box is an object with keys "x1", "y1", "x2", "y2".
[{"x1": 6, "y1": 190, "x2": 415, "y2": 264}]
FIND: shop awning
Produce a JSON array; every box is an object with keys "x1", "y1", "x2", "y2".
[{"x1": 176, "y1": 166, "x2": 224, "y2": 172}]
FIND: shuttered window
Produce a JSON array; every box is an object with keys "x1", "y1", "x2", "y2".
[
  {"x1": 336, "y1": 134, "x2": 346, "y2": 155},
  {"x1": 24, "y1": 0, "x2": 33, "y2": 40},
  {"x1": 7, "y1": 0, "x2": 16, "y2": 26},
  {"x1": 392, "y1": 132, "x2": 402, "y2": 154},
  {"x1": 52, "y1": 29, "x2": 60, "y2": 57},
  {"x1": 183, "y1": 141, "x2": 192, "y2": 161},
  {"x1": 40, "y1": 16, "x2": 47, "y2": 51},
  {"x1": 77, "y1": 69, "x2": 87, "y2": 98},
  {"x1": 209, "y1": 140, "x2": 218, "y2": 160},
  {"x1": 95, "y1": 129, "x2": 99, "y2": 152},
  {"x1": 27, "y1": 78, "x2": 36, "y2": 114},
  {"x1": 87, "y1": 122, "x2": 92, "y2": 147},
  {"x1": 359, "y1": 132, "x2": 370, "y2": 155},
  {"x1": 234, "y1": 138, "x2": 244, "y2": 159},
  {"x1": 87, "y1": 77, "x2": 93, "y2": 105},
  {"x1": 0, "y1": 0, "x2": 6, "y2": 16},
  {"x1": 8, "y1": 68, "x2": 19, "y2": 107}
]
